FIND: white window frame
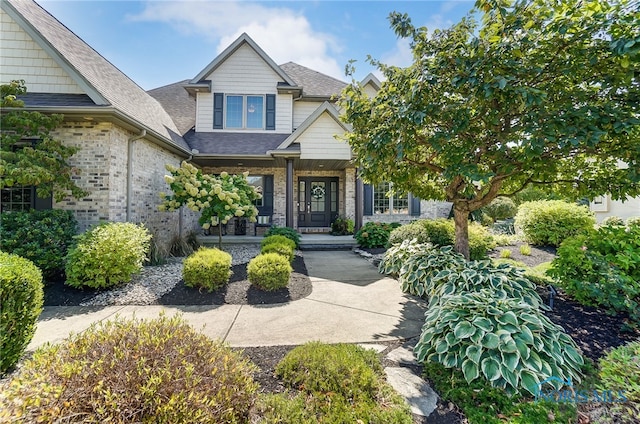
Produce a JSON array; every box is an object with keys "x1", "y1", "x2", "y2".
[
  {"x1": 224, "y1": 94, "x2": 265, "y2": 130},
  {"x1": 373, "y1": 182, "x2": 410, "y2": 215}
]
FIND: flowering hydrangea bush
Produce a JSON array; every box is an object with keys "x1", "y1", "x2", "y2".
[{"x1": 159, "y1": 162, "x2": 261, "y2": 245}]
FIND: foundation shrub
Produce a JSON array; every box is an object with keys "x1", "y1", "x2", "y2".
[
  {"x1": 0, "y1": 252, "x2": 43, "y2": 374},
  {"x1": 256, "y1": 342, "x2": 411, "y2": 423},
  {"x1": 355, "y1": 221, "x2": 401, "y2": 248},
  {"x1": 330, "y1": 216, "x2": 355, "y2": 235},
  {"x1": 247, "y1": 253, "x2": 292, "y2": 291},
  {"x1": 261, "y1": 243, "x2": 294, "y2": 263},
  {"x1": 261, "y1": 235, "x2": 296, "y2": 251},
  {"x1": 182, "y1": 247, "x2": 232, "y2": 291},
  {"x1": 0, "y1": 209, "x2": 77, "y2": 279},
  {"x1": 0, "y1": 315, "x2": 258, "y2": 423},
  {"x1": 264, "y1": 226, "x2": 300, "y2": 248},
  {"x1": 415, "y1": 290, "x2": 584, "y2": 396},
  {"x1": 514, "y1": 200, "x2": 595, "y2": 246},
  {"x1": 387, "y1": 221, "x2": 431, "y2": 246},
  {"x1": 65, "y1": 222, "x2": 152, "y2": 289},
  {"x1": 549, "y1": 224, "x2": 640, "y2": 325}
]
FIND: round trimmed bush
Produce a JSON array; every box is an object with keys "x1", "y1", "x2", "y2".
[
  {"x1": 0, "y1": 315, "x2": 258, "y2": 423},
  {"x1": 421, "y1": 218, "x2": 455, "y2": 246},
  {"x1": 247, "y1": 253, "x2": 292, "y2": 291},
  {"x1": 515, "y1": 200, "x2": 595, "y2": 246},
  {"x1": 65, "y1": 222, "x2": 152, "y2": 289},
  {"x1": 182, "y1": 247, "x2": 232, "y2": 291},
  {"x1": 261, "y1": 242, "x2": 295, "y2": 263},
  {"x1": 482, "y1": 197, "x2": 517, "y2": 222},
  {"x1": 387, "y1": 221, "x2": 431, "y2": 246},
  {"x1": 261, "y1": 234, "x2": 296, "y2": 251},
  {"x1": 264, "y1": 226, "x2": 300, "y2": 247},
  {"x1": 0, "y1": 252, "x2": 44, "y2": 374}
]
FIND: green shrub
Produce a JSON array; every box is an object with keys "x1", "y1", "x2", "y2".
[
  {"x1": 0, "y1": 252, "x2": 44, "y2": 374},
  {"x1": 421, "y1": 218, "x2": 455, "y2": 246},
  {"x1": 549, "y1": 224, "x2": 640, "y2": 325},
  {"x1": 481, "y1": 197, "x2": 518, "y2": 222},
  {"x1": 261, "y1": 242, "x2": 295, "y2": 263},
  {"x1": 247, "y1": 253, "x2": 292, "y2": 291},
  {"x1": 500, "y1": 249, "x2": 512, "y2": 259},
  {"x1": 415, "y1": 290, "x2": 584, "y2": 396},
  {"x1": 468, "y1": 222, "x2": 496, "y2": 260},
  {"x1": 514, "y1": 200, "x2": 595, "y2": 246},
  {"x1": 182, "y1": 247, "x2": 232, "y2": 291},
  {"x1": 601, "y1": 216, "x2": 625, "y2": 227},
  {"x1": 65, "y1": 222, "x2": 152, "y2": 289},
  {"x1": 0, "y1": 315, "x2": 257, "y2": 423},
  {"x1": 598, "y1": 340, "x2": 640, "y2": 403},
  {"x1": 387, "y1": 221, "x2": 431, "y2": 246},
  {"x1": 330, "y1": 216, "x2": 355, "y2": 235},
  {"x1": 257, "y1": 342, "x2": 411, "y2": 424},
  {"x1": 354, "y1": 221, "x2": 401, "y2": 248},
  {"x1": 261, "y1": 234, "x2": 296, "y2": 251},
  {"x1": 264, "y1": 226, "x2": 300, "y2": 248},
  {"x1": 0, "y1": 209, "x2": 77, "y2": 279},
  {"x1": 422, "y1": 361, "x2": 577, "y2": 424}
]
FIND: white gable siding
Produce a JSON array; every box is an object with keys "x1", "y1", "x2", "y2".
[
  {"x1": 297, "y1": 112, "x2": 351, "y2": 160},
  {"x1": 0, "y1": 9, "x2": 83, "y2": 94},
  {"x1": 363, "y1": 83, "x2": 378, "y2": 98},
  {"x1": 293, "y1": 101, "x2": 322, "y2": 129},
  {"x1": 196, "y1": 43, "x2": 291, "y2": 133}
]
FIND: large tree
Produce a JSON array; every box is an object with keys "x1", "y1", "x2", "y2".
[
  {"x1": 339, "y1": 0, "x2": 639, "y2": 258},
  {"x1": 1, "y1": 80, "x2": 87, "y2": 201}
]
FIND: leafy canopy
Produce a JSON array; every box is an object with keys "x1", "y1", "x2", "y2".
[
  {"x1": 339, "y1": 0, "x2": 639, "y2": 257},
  {"x1": 0, "y1": 80, "x2": 87, "y2": 201}
]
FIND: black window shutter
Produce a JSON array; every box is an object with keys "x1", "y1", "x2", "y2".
[
  {"x1": 33, "y1": 187, "x2": 52, "y2": 210},
  {"x1": 410, "y1": 194, "x2": 421, "y2": 216},
  {"x1": 261, "y1": 175, "x2": 274, "y2": 215},
  {"x1": 363, "y1": 184, "x2": 373, "y2": 216},
  {"x1": 265, "y1": 94, "x2": 276, "y2": 130},
  {"x1": 213, "y1": 93, "x2": 224, "y2": 129}
]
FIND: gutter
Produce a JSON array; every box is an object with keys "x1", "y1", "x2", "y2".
[{"x1": 126, "y1": 129, "x2": 146, "y2": 221}]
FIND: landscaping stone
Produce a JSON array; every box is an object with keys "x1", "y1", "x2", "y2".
[
  {"x1": 384, "y1": 366, "x2": 438, "y2": 416},
  {"x1": 387, "y1": 343, "x2": 419, "y2": 365},
  {"x1": 357, "y1": 343, "x2": 388, "y2": 353}
]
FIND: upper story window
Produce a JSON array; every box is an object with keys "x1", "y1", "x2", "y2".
[
  {"x1": 214, "y1": 93, "x2": 275, "y2": 131},
  {"x1": 226, "y1": 95, "x2": 265, "y2": 129}
]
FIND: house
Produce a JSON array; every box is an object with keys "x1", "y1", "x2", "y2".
[{"x1": 1, "y1": 0, "x2": 452, "y2": 248}]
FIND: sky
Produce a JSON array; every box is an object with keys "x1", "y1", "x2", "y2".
[{"x1": 37, "y1": 0, "x2": 477, "y2": 91}]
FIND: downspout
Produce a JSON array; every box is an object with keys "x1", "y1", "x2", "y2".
[{"x1": 126, "y1": 129, "x2": 146, "y2": 222}]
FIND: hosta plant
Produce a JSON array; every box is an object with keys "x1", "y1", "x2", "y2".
[
  {"x1": 378, "y1": 238, "x2": 433, "y2": 277},
  {"x1": 396, "y1": 245, "x2": 467, "y2": 297},
  {"x1": 414, "y1": 290, "x2": 584, "y2": 396}
]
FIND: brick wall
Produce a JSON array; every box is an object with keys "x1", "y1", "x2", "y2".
[{"x1": 51, "y1": 121, "x2": 199, "y2": 251}]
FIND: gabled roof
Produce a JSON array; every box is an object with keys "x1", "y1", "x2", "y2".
[
  {"x1": 360, "y1": 73, "x2": 382, "y2": 90},
  {"x1": 2, "y1": 0, "x2": 189, "y2": 152},
  {"x1": 188, "y1": 33, "x2": 297, "y2": 88},
  {"x1": 278, "y1": 101, "x2": 350, "y2": 149},
  {"x1": 148, "y1": 80, "x2": 196, "y2": 136},
  {"x1": 279, "y1": 62, "x2": 347, "y2": 99}
]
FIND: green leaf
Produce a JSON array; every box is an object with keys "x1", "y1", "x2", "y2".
[
  {"x1": 482, "y1": 333, "x2": 500, "y2": 349},
  {"x1": 501, "y1": 366, "x2": 519, "y2": 390},
  {"x1": 435, "y1": 339, "x2": 448, "y2": 354},
  {"x1": 465, "y1": 345, "x2": 483, "y2": 365},
  {"x1": 481, "y1": 357, "x2": 501, "y2": 381},
  {"x1": 454, "y1": 320, "x2": 476, "y2": 339},
  {"x1": 501, "y1": 351, "x2": 520, "y2": 372},
  {"x1": 497, "y1": 311, "x2": 518, "y2": 326},
  {"x1": 520, "y1": 370, "x2": 541, "y2": 396},
  {"x1": 472, "y1": 316, "x2": 493, "y2": 332},
  {"x1": 462, "y1": 359, "x2": 479, "y2": 383}
]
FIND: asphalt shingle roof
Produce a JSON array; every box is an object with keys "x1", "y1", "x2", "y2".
[
  {"x1": 17, "y1": 93, "x2": 96, "y2": 107},
  {"x1": 147, "y1": 80, "x2": 196, "y2": 136},
  {"x1": 5, "y1": 0, "x2": 189, "y2": 151},
  {"x1": 184, "y1": 131, "x2": 290, "y2": 156},
  {"x1": 279, "y1": 62, "x2": 347, "y2": 99}
]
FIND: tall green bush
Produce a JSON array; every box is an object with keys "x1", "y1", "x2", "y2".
[
  {"x1": 65, "y1": 222, "x2": 152, "y2": 289},
  {"x1": 514, "y1": 200, "x2": 595, "y2": 246},
  {"x1": 0, "y1": 252, "x2": 44, "y2": 374},
  {"x1": 0, "y1": 315, "x2": 257, "y2": 423},
  {"x1": 0, "y1": 209, "x2": 77, "y2": 279},
  {"x1": 182, "y1": 247, "x2": 232, "y2": 291}
]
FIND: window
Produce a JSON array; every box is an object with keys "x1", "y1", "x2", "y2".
[
  {"x1": 247, "y1": 175, "x2": 264, "y2": 207},
  {"x1": 1, "y1": 186, "x2": 33, "y2": 212},
  {"x1": 373, "y1": 182, "x2": 409, "y2": 214},
  {"x1": 225, "y1": 95, "x2": 264, "y2": 129}
]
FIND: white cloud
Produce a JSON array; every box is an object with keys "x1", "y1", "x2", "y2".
[{"x1": 128, "y1": 1, "x2": 344, "y2": 79}]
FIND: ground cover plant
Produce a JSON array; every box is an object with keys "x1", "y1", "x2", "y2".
[
  {"x1": 0, "y1": 209, "x2": 77, "y2": 279},
  {"x1": 65, "y1": 222, "x2": 152, "y2": 289},
  {"x1": 0, "y1": 252, "x2": 43, "y2": 374},
  {"x1": 0, "y1": 315, "x2": 258, "y2": 423}
]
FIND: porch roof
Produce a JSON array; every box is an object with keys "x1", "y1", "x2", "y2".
[{"x1": 184, "y1": 131, "x2": 291, "y2": 156}]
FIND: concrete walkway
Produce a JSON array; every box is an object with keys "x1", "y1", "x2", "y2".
[{"x1": 28, "y1": 250, "x2": 427, "y2": 350}]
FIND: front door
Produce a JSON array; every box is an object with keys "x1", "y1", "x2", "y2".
[{"x1": 298, "y1": 177, "x2": 338, "y2": 227}]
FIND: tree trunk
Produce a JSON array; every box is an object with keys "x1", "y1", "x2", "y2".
[
  {"x1": 218, "y1": 222, "x2": 223, "y2": 249},
  {"x1": 453, "y1": 206, "x2": 470, "y2": 260}
]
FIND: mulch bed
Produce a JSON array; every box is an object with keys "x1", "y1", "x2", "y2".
[{"x1": 158, "y1": 256, "x2": 311, "y2": 305}]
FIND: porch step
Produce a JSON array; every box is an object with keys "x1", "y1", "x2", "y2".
[{"x1": 299, "y1": 227, "x2": 332, "y2": 234}]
